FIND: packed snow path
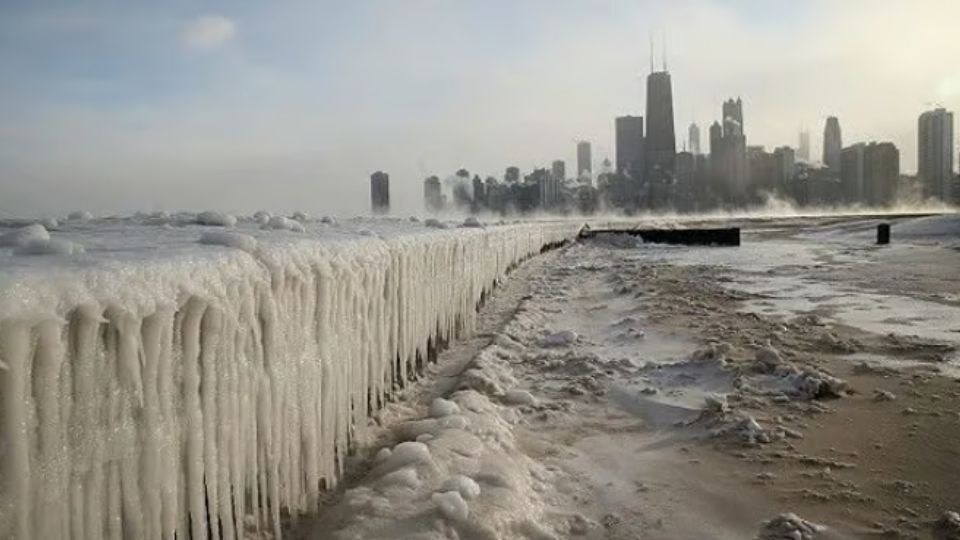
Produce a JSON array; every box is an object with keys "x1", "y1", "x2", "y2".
[{"x1": 0, "y1": 217, "x2": 580, "y2": 540}]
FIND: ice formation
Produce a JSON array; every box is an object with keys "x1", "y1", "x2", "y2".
[
  {"x1": 0, "y1": 220, "x2": 579, "y2": 539},
  {"x1": 196, "y1": 210, "x2": 238, "y2": 227},
  {"x1": 0, "y1": 224, "x2": 50, "y2": 247}
]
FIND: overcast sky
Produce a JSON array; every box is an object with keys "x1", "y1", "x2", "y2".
[{"x1": 1, "y1": 0, "x2": 958, "y2": 217}]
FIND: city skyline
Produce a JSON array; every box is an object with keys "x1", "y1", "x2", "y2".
[{"x1": 2, "y1": 1, "x2": 960, "y2": 216}]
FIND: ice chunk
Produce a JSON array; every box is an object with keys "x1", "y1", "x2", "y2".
[
  {"x1": 291, "y1": 211, "x2": 309, "y2": 222},
  {"x1": 441, "y1": 475, "x2": 481, "y2": 500},
  {"x1": 378, "y1": 467, "x2": 421, "y2": 490},
  {"x1": 380, "y1": 441, "x2": 433, "y2": 472},
  {"x1": 67, "y1": 210, "x2": 93, "y2": 221},
  {"x1": 196, "y1": 211, "x2": 237, "y2": 227},
  {"x1": 425, "y1": 218, "x2": 447, "y2": 229},
  {"x1": 504, "y1": 390, "x2": 537, "y2": 406},
  {"x1": 39, "y1": 218, "x2": 58, "y2": 229},
  {"x1": 264, "y1": 216, "x2": 305, "y2": 232},
  {"x1": 198, "y1": 231, "x2": 258, "y2": 253},
  {"x1": 430, "y1": 398, "x2": 461, "y2": 418},
  {"x1": 758, "y1": 512, "x2": 825, "y2": 539},
  {"x1": 0, "y1": 224, "x2": 50, "y2": 247},
  {"x1": 432, "y1": 491, "x2": 469, "y2": 522},
  {"x1": 253, "y1": 210, "x2": 272, "y2": 224},
  {"x1": 462, "y1": 217, "x2": 483, "y2": 228}
]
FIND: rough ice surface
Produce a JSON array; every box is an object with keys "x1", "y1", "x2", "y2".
[
  {"x1": 264, "y1": 215, "x2": 306, "y2": 232},
  {"x1": 13, "y1": 237, "x2": 85, "y2": 256},
  {"x1": 0, "y1": 218, "x2": 579, "y2": 539},
  {"x1": 441, "y1": 475, "x2": 481, "y2": 500}
]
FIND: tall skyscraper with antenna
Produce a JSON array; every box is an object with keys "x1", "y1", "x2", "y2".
[
  {"x1": 644, "y1": 39, "x2": 676, "y2": 183},
  {"x1": 688, "y1": 123, "x2": 701, "y2": 155}
]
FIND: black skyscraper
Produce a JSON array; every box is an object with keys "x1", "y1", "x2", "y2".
[{"x1": 644, "y1": 70, "x2": 676, "y2": 182}]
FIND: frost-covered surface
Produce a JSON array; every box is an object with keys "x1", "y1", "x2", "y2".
[{"x1": 0, "y1": 215, "x2": 580, "y2": 539}]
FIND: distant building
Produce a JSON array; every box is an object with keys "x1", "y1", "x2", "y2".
[
  {"x1": 918, "y1": 108, "x2": 954, "y2": 202},
  {"x1": 551, "y1": 160, "x2": 566, "y2": 183},
  {"x1": 472, "y1": 175, "x2": 486, "y2": 211},
  {"x1": 722, "y1": 98, "x2": 744, "y2": 137},
  {"x1": 840, "y1": 143, "x2": 866, "y2": 204},
  {"x1": 798, "y1": 129, "x2": 811, "y2": 162},
  {"x1": 710, "y1": 99, "x2": 748, "y2": 204},
  {"x1": 688, "y1": 123, "x2": 701, "y2": 155},
  {"x1": 615, "y1": 116, "x2": 645, "y2": 176},
  {"x1": 577, "y1": 141, "x2": 592, "y2": 178},
  {"x1": 423, "y1": 175, "x2": 443, "y2": 212},
  {"x1": 823, "y1": 116, "x2": 842, "y2": 175},
  {"x1": 644, "y1": 70, "x2": 677, "y2": 182},
  {"x1": 370, "y1": 171, "x2": 390, "y2": 214},
  {"x1": 864, "y1": 142, "x2": 900, "y2": 207},
  {"x1": 772, "y1": 146, "x2": 796, "y2": 195},
  {"x1": 504, "y1": 166, "x2": 520, "y2": 184}
]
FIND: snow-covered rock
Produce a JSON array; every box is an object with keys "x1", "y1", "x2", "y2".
[
  {"x1": 13, "y1": 238, "x2": 85, "y2": 256},
  {"x1": 67, "y1": 210, "x2": 93, "y2": 222},
  {"x1": 432, "y1": 491, "x2": 469, "y2": 522},
  {"x1": 441, "y1": 475, "x2": 481, "y2": 500},
  {"x1": 263, "y1": 216, "x2": 305, "y2": 232},
  {"x1": 429, "y1": 398, "x2": 461, "y2": 418}
]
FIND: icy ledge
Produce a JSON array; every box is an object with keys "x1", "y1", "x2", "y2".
[{"x1": 0, "y1": 222, "x2": 579, "y2": 540}]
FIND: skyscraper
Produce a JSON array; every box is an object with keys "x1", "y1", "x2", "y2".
[
  {"x1": 864, "y1": 142, "x2": 900, "y2": 207},
  {"x1": 644, "y1": 70, "x2": 676, "y2": 181},
  {"x1": 615, "y1": 116, "x2": 645, "y2": 176},
  {"x1": 423, "y1": 175, "x2": 443, "y2": 212},
  {"x1": 722, "y1": 98, "x2": 744, "y2": 136},
  {"x1": 688, "y1": 123, "x2": 701, "y2": 155},
  {"x1": 798, "y1": 129, "x2": 811, "y2": 162},
  {"x1": 551, "y1": 160, "x2": 566, "y2": 183},
  {"x1": 840, "y1": 143, "x2": 865, "y2": 204},
  {"x1": 577, "y1": 141, "x2": 592, "y2": 178},
  {"x1": 370, "y1": 171, "x2": 390, "y2": 214},
  {"x1": 823, "y1": 117, "x2": 842, "y2": 175},
  {"x1": 918, "y1": 108, "x2": 954, "y2": 202}
]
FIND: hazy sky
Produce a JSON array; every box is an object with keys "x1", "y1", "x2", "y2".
[{"x1": 2, "y1": 0, "x2": 959, "y2": 217}]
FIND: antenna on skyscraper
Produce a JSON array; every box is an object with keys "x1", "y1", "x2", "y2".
[
  {"x1": 649, "y1": 33, "x2": 654, "y2": 74},
  {"x1": 662, "y1": 33, "x2": 667, "y2": 71}
]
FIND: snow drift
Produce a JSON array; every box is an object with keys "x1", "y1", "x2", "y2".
[{"x1": 0, "y1": 220, "x2": 579, "y2": 539}]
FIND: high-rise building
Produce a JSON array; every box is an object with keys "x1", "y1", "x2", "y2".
[
  {"x1": 918, "y1": 108, "x2": 954, "y2": 202},
  {"x1": 551, "y1": 160, "x2": 566, "y2": 183},
  {"x1": 615, "y1": 116, "x2": 645, "y2": 175},
  {"x1": 577, "y1": 141, "x2": 592, "y2": 178},
  {"x1": 709, "y1": 121, "x2": 723, "y2": 156},
  {"x1": 644, "y1": 70, "x2": 676, "y2": 181},
  {"x1": 864, "y1": 142, "x2": 900, "y2": 207},
  {"x1": 688, "y1": 123, "x2": 701, "y2": 155},
  {"x1": 423, "y1": 175, "x2": 443, "y2": 212},
  {"x1": 840, "y1": 143, "x2": 865, "y2": 204},
  {"x1": 823, "y1": 117, "x2": 842, "y2": 175},
  {"x1": 798, "y1": 130, "x2": 811, "y2": 162},
  {"x1": 370, "y1": 171, "x2": 390, "y2": 214},
  {"x1": 722, "y1": 98, "x2": 744, "y2": 137},
  {"x1": 772, "y1": 146, "x2": 796, "y2": 195},
  {"x1": 504, "y1": 166, "x2": 520, "y2": 184}
]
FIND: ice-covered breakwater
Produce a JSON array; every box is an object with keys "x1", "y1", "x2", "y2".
[{"x1": 0, "y1": 217, "x2": 580, "y2": 539}]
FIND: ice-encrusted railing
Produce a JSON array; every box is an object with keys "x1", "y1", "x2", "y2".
[{"x1": 0, "y1": 222, "x2": 580, "y2": 540}]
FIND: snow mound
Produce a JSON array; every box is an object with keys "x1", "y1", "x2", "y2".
[
  {"x1": 14, "y1": 238, "x2": 85, "y2": 256},
  {"x1": 461, "y1": 217, "x2": 483, "y2": 228},
  {"x1": 432, "y1": 491, "x2": 469, "y2": 522},
  {"x1": 441, "y1": 475, "x2": 481, "y2": 500},
  {"x1": 429, "y1": 398, "x2": 461, "y2": 418},
  {"x1": 713, "y1": 414, "x2": 773, "y2": 446},
  {"x1": 291, "y1": 211, "x2": 309, "y2": 222},
  {"x1": 0, "y1": 224, "x2": 50, "y2": 247},
  {"x1": 198, "y1": 231, "x2": 258, "y2": 253},
  {"x1": 263, "y1": 216, "x2": 306, "y2": 232},
  {"x1": 378, "y1": 467, "x2": 421, "y2": 491},
  {"x1": 758, "y1": 513, "x2": 825, "y2": 539},
  {"x1": 378, "y1": 442, "x2": 434, "y2": 474},
  {"x1": 196, "y1": 211, "x2": 237, "y2": 227},
  {"x1": 425, "y1": 218, "x2": 447, "y2": 229},
  {"x1": 40, "y1": 217, "x2": 59, "y2": 229},
  {"x1": 746, "y1": 345, "x2": 848, "y2": 400},
  {"x1": 320, "y1": 215, "x2": 337, "y2": 225},
  {"x1": 253, "y1": 210, "x2": 272, "y2": 224}
]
